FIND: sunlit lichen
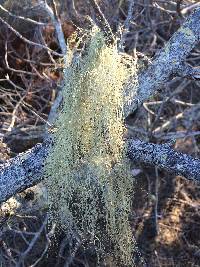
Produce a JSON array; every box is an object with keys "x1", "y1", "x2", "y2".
[{"x1": 44, "y1": 27, "x2": 140, "y2": 266}]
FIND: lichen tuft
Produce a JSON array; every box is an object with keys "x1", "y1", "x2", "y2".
[{"x1": 44, "y1": 27, "x2": 140, "y2": 266}]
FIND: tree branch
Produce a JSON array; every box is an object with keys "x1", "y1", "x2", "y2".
[
  {"x1": 118, "y1": 0, "x2": 135, "y2": 52},
  {"x1": 1, "y1": 8, "x2": 200, "y2": 203},
  {"x1": 39, "y1": 0, "x2": 67, "y2": 56},
  {"x1": 0, "y1": 15, "x2": 63, "y2": 57},
  {"x1": 0, "y1": 4, "x2": 47, "y2": 26},
  {"x1": 0, "y1": 139, "x2": 50, "y2": 203},
  {"x1": 1, "y1": 138, "x2": 200, "y2": 204},
  {"x1": 124, "y1": 7, "x2": 200, "y2": 116},
  {"x1": 175, "y1": 63, "x2": 200, "y2": 80},
  {"x1": 127, "y1": 139, "x2": 200, "y2": 182}
]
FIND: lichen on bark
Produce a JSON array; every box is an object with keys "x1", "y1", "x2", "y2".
[{"x1": 44, "y1": 27, "x2": 141, "y2": 266}]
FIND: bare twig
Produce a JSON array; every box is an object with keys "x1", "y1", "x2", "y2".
[
  {"x1": 153, "y1": 102, "x2": 200, "y2": 134},
  {"x1": 0, "y1": 4, "x2": 46, "y2": 26},
  {"x1": 16, "y1": 216, "x2": 47, "y2": 266},
  {"x1": 118, "y1": 0, "x2": 135, "y2": 52},
  {"x1": 0, "y1": 15, "x2": 63, "y2": 57},
  {"x1": 89, "y1": 0, "x2": 115, "y2": 41},
  {"x1": 5, "y1": 41, "x2": 37, "y2": 76}
]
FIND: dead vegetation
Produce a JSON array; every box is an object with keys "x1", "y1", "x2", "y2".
[{"x1": 0, "y1": 0, "x2": 200, "y2": 266}]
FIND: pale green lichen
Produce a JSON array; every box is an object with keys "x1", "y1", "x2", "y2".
[{"x1": 44, "y1": 27, "x2": 141, "y2": 266}]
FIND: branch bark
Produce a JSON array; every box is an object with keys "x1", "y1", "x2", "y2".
[
  {"x1": 1, "y1": 7, "x2": 200, "y2": 203},
  {"x1": 40, "y1": 0, "x2": 67, "y2": 56},
  {"x1": 1, "y1": 138, "x2": 200, "y2": 203},
  {"x1": 0, "y1": 139, "x2": 50, "y2": 203},
  {"x1": 124, "y1": 7, "x2": 200, "y2": 116},
  {"x1": 127, "y1": 139, "x2": 200, "y2": 182}
]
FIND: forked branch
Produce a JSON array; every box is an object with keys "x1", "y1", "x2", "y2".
[{"x1": 1, "y1": 7, "x2": 200, "y2": 203}]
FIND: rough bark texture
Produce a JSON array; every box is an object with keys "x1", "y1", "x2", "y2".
[
  {"x1": 0, "y1": 8, "x2": 200, "y2": 203},
  {"x1": 0, "y1": 140, "x2": 50, "y2": 203},
  {"x1": 128, "y1": 139, "x2": 200, "y2": 182},
  {"x1": 124, "y1": 7, "x2": 200, "y2": 116},
  {"x1": 1, "y1": 138, "x2": 200, "y2": 203}
]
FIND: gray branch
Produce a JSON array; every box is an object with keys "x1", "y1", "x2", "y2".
[
  {"x1": 124, "y1": 7, "x2": 200, "y2": 116},
  {"x1": 1, "y1": 8, "x2": 200, "y2": 203},
  {"x1": 1, "y1": 138, "x2": 200, "y2": 203},
  {"x1": 0, "y1": 139, "x2": 50, "y2": 203},
  {"x1": 40, "y1": 0, "x2": 67, "y2": 56},
  {"x1": 175, "y1": 63, "x2": 200, "y2": 80},
  {"x1": 127, "y1": 139, "x2": 200, "y2": 182}
]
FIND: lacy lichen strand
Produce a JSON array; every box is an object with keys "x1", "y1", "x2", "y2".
[{"x1": 45, "y1": 28, "x2": 139, "y2": 266}]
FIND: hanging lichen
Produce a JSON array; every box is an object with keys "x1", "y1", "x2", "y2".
[{"x1": 44, "y1": 27, "x2": 139, "y2": 266}]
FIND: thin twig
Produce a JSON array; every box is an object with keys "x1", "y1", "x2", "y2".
[
  {"x1": 0, "y1": 4, "x2": 47, "y2": 26},
  {"x1": 89, "y1": 0, "x2": 115, "y2": 41},
  {"x1": 0, "y1": 15, "x2": 63, "y2": 57},
  {"x1": 119, "y1": 0, "x2": 135, "y2": 52}
]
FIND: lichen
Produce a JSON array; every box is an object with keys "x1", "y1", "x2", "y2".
[{"x1": 44, "y1": 27, "x2": 141, "y2": 266}]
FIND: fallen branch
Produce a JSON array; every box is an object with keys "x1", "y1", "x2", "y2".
[
  {"x1": 0, "y1": 139, "x2": 50, "y2": 203},
  {"x1": 1, "y1": 7, "x2": 200, "y2": 203},
  {"x1": 127, "y1": 139, "x2": 200, "y2": 182},
  {"x1": 1, "y1": 138, "x2": 200, "y2": 203},
  {"x1": 124, "y1": 7, "x2": 200, "y2": 116}
]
